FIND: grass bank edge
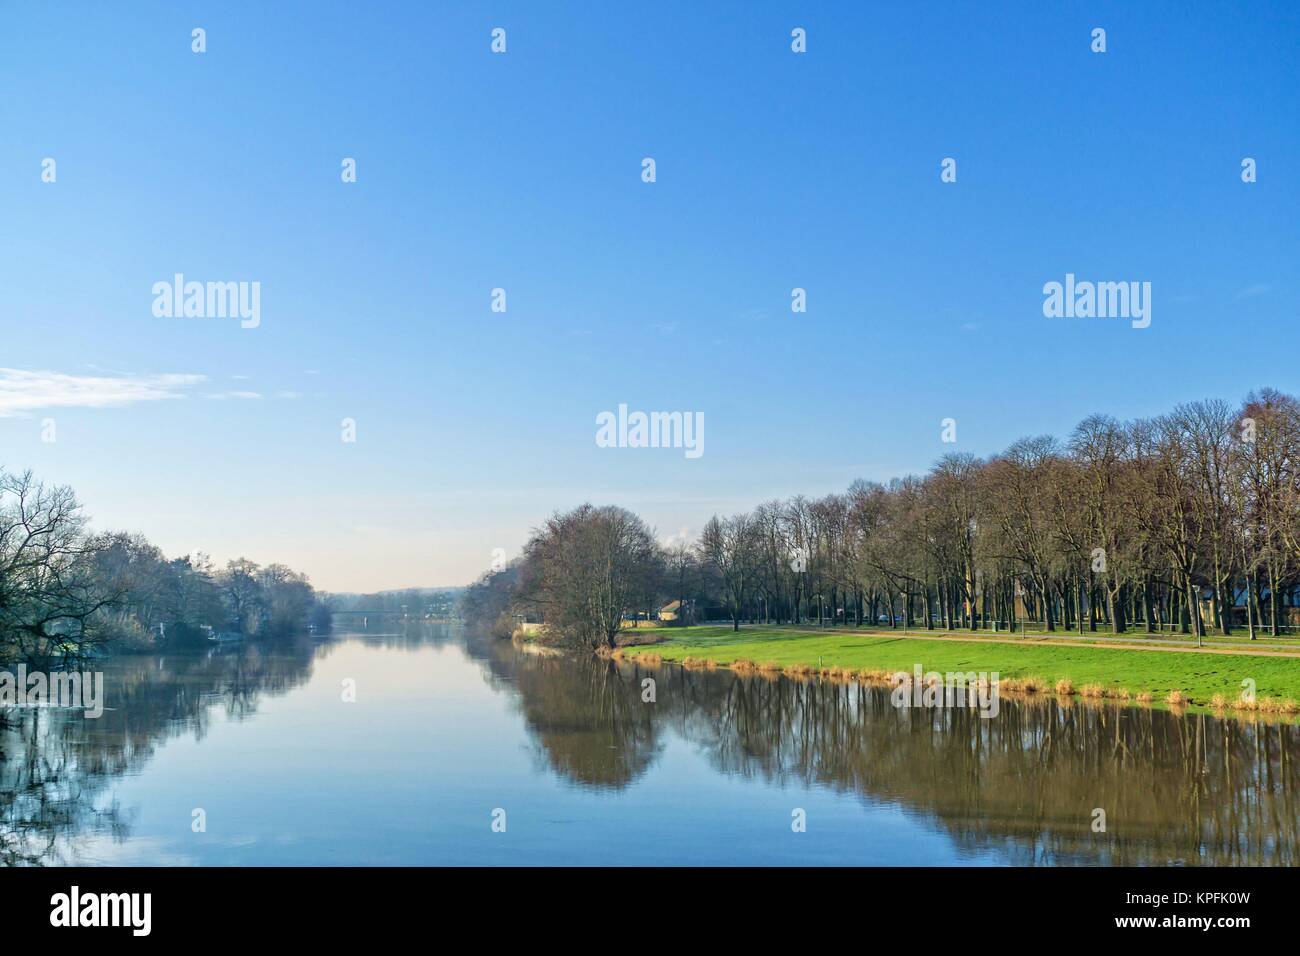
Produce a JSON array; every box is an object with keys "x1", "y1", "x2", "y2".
[{"x1": 614, "y1": 625, "x2": 1300, "y2": 715}]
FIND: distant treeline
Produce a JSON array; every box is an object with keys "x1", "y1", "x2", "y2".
[
  {"x1": 326, "y1": 588, "x2": 459, "y2": 617},
  {"x1": 463, "y1": 388, "x2": 1300, "y2": 646},
  {"x1": 0, "y1": 466, "x2": 330, "y2": 665}
]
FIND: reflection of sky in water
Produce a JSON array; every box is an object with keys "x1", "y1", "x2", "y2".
[{"x1": 73, "y1": 636, "x2": 998, "y2": 866}]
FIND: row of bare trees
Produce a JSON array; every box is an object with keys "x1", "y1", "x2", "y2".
[
  {"x1": 692, "y1": 389, "x2": 1300, "y2": 639},
  {"x1": 466, "y1": 389, "x2": 1300, "y2": 643}
]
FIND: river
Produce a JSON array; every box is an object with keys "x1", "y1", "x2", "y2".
[{"x1": 2, "y1": 620, "x2": 1296, "y2": 865}]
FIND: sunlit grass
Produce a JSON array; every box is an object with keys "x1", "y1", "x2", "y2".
[{"x1": 623, "y1": 624, "x2": 1300, "y2": 705}]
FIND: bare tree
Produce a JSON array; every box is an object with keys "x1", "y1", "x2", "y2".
[
  {"x1": 519, "y1": 504, "x2": 659, "y2": 648},
  {"x1": 699, "y1": 514, "x2": 756, "y2": 631},
  {"x1": 0, "y1": 470, "x2": 122, "y2": 663}
]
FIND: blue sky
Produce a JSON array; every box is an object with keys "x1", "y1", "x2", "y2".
[{"x1": 1, "y1": 1, "x2": 1296, "y2": 591}]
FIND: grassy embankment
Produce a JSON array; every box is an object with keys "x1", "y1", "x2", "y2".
[{"x1": 617, "y1": 624, "x2": 1300, "y2": 712}]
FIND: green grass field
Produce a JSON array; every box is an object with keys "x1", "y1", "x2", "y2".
[{"x1": 620, "y1": 624, "x2": 1300, "y2": 706}]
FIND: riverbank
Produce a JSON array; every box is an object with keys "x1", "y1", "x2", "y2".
[{"x1": 617, "y1": 624, "x2": 1300, "y2": 713}]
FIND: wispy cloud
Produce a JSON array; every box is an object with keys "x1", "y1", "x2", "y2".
[
  {"x1": 0, "y1": 368, "x2": 206, "y2": 418},
  {"x1": 206, "y1": 390, "x2": 262, "y2": 400},
  {"x1": 1237, "y1": 282, "x2": 1274, "y2": 298}
]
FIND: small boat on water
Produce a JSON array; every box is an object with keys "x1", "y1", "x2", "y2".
[{"x1": 208, "y1": 631, "x2": 243, "y2": 644}]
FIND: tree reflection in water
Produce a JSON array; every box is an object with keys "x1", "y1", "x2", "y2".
[
  {"x1": 468, "y1": 633, "x2": 1300, "y2": 865},
  {"x1": 5, "y1": 625, "x2": 1297, "y2": 866},
  {"x1": 1, "y1": 635, "x2": 318, "y2": 865},
  {"x1": 0, "y1": 619, "x2": 462, "y2": 865}
]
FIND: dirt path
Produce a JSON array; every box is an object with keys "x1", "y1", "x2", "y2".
[{"x1": 766, "y1": 627, "x2": 1300, "y2": 659}]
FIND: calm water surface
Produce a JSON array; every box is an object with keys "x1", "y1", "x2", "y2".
[{"x1": 3, "y1": 621, "x2": 1297, "y2": 865}]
